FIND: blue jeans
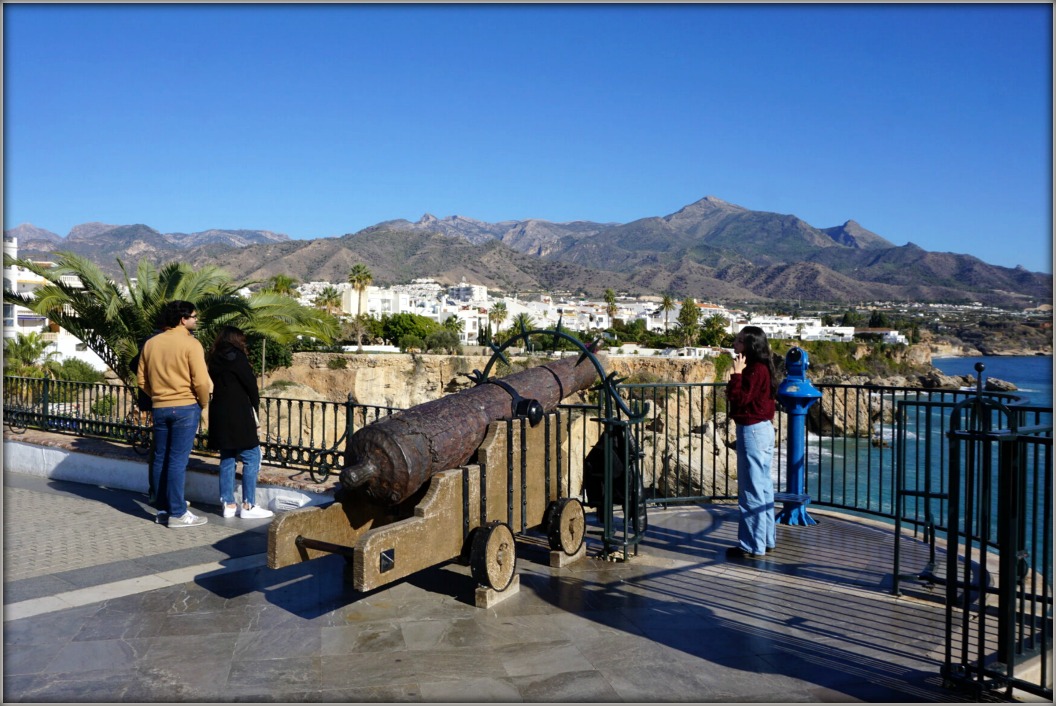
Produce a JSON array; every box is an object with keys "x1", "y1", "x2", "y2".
[
  {"x1": 219, "y1": 446, "x2": 262, "y2": 506},
  {"x1": 150, "y1": 404, "x2": 201, "y2": 518},
  {"x1": 735, "y1": 420, "x2": 776, "y2": 555}
]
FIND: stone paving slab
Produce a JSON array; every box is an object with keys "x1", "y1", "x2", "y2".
[
  {"x1": 4, "y1": 485, "x2": 247, "y2": 582},
  {"x1": 0, "y1": 458, "x2": 1001, "y2": 703}
]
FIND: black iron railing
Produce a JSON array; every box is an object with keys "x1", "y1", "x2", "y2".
[
  {"x1": 2, "y1": 376, "x2": 402, "y2": 476},
  {"x1": 6, "y1": 376, "x2": 1049, "y2": 518},
  {"x1": 936, "y1": 387, "x2": 1052, "y2": 700}
]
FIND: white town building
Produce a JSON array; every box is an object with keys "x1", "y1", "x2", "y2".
[{"x1": 3, "y1": 236, "x2": 108, "y2": 371}]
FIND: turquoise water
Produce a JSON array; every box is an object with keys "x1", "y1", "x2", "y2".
[
  {"x1": 932, "y1": 355, "x2": 1053, "y2": 407},
  {"x1": 791, "y1": 355, "x2": 1052, "y2": 522}
]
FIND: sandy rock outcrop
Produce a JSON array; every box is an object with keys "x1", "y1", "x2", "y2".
[{"x1": 270, "y1": 353, "x2": 493, "y2": 408}]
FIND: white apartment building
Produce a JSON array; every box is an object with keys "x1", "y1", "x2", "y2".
[
  {"x1": 439, "y1": 305, "x2": 489, "y2": 346},
  {"x1": 297, "y1": 281, "x2": 351, "y2": 310},
  {"x1": 3, "y1": 237, "x2": 108, "y2": 370},
  {"x1": 448, "y1": 279, "x2": 489, "y2": 304},
  {"x1": 732, "y1": 316, "x2": 858, "y2": 343}
]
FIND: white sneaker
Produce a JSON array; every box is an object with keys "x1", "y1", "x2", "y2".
[
  {"x1": 222, "y1": 502, "x2": 238, "y2": 518},
  {"x1": 155, "y1": 501, "x2": 191, "y2": 524},
  {"x1": 169, "y1": 510, "x2": 207, "y2": 528},
  {"x1": 238, "y1": 504, "x2": 274, "y2": 520}
]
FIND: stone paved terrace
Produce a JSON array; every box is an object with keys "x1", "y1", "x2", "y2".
[{"x1": 1, "y1": 431, "x2": 1041, "y2": 703}]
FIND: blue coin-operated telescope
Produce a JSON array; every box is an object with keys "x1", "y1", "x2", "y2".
[{"x1": 775, "y1": 347, "x2": 823, "y2": 525}]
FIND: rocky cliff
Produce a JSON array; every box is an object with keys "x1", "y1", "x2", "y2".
[{"x1": 267, "y1": 352, "x2": 725, "y2": 408}]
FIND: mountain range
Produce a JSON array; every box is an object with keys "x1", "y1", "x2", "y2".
[{"x1": 6, "y1": 196, "x2": 1051, "y2": 307}]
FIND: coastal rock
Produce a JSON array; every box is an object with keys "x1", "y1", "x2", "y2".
[
  {"x1": 984, "y1": 377, "x2": 1018, "y2": 392},
  {"x1": 916, "y1": 370, "x2": 968, "y2": 390},
  {"x1": 808, "y1": 384, "x2": 882, "y2": 437}
]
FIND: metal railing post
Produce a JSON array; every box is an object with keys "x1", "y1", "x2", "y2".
[{"x1": 345, "y1": 393, "x2": 356, "y2": 438}]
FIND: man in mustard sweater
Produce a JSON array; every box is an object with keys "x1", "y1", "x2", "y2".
[{"x1": 138, "y1": 300, "x2": 212, "y2": 527}]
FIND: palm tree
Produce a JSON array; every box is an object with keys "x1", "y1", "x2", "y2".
[
  {"x1": 659, "y1": 293, "x2": 676, "y2": 333},
  {"x1": 347, "y1": 264, "x2": 373, "y2": 317},
  {"x1": 676, "y1": 296, "x2": 701, "y2": 347},
  {"x1": 343, "y1": 314, "x2": 371, "y2": 353},
  {"x1": 509, "y1": 311, "x2": 535, "y2": 333},
  {"x1": 604, "y1": 288, "x2": 618, "y2": 325},
  {"x1": 3, "y1": 331, "x2": 60, "y2": 377},
  {"x1": 3, "y1": 252, "x2": 335, "y2": 391},
  {"x1": 506, "y1": 312, "x2": 536, "y2": 351},
  {"x1": 211, "y1": 290, "x2": 339, "y2": 347},
  {"x1": 266, "y1": 274, "x2": 299, "y2": 297},
  {"x1": 442, "y1": 315, "x2": 465, "y2": 334},
  {"x1": 313, "y1": 285, "x2": 343, "y2": 316},
  {"x1": 488, "y1": 301, "x2": 508, "y2": 336}
]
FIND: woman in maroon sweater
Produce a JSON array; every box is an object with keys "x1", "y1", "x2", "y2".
[{"x1": 725, "y1": 326, "x2": 779, "y2": 559}]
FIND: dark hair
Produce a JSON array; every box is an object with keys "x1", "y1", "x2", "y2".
[
  {"x1": 737, "y1": 325, "x2": 779, "y2": 399},
  {"x1": 208, "y1": 325, "x2": 248, "y2": 363},
  {"x1": 158, "y1": 300, "x2": 196, "y2": 329}
]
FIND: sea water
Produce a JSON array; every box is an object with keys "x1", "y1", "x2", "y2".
[
  {"x1": 780, "y1": 355, "x2": 1052, "y2": 531},
  {"x1": 932, "y1": 354, "x2": 1053, "y2": 407}
]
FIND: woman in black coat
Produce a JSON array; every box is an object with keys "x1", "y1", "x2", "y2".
[{"x1": 206, "y1": 326, "x2": 273, "y2": 520}]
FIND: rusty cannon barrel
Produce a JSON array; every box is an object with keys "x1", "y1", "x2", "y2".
[{"x1": 340, "y1": 354, "x2": 599, "y2": 505}]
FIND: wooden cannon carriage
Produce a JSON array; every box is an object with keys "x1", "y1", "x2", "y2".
[{"x1": 267, "y1": 329, "x2": 640, "y2": 605}]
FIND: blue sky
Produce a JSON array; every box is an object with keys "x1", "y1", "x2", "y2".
[{"x1": 3, "y1": 3, "x2": 1052, "y2": 273}]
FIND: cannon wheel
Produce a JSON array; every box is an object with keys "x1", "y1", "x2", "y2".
[
  {"x1": 470, "y1": 521, "x2": 517, "y2": 591},
  {"x1": 546, "y1": 498, "x2": 585, "y2": 556}
]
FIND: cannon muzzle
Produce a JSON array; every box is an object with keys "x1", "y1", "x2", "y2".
[{"x1": 340, "y1": 460, "x2": 378, "y2": 490}]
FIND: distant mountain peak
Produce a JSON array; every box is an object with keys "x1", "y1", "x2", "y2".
[
  {"x1": 3, "y1": 223, "x2": 62, "y2": 244},
  {"x1": 68, "y1": 222, "x2": 120, "y2": 241},
  {"x1": 417, "y1": 213, "x2": 489, "y2": 228},
  {"x1": 681, "y1": 195, "x2": 746, "y2": 212},
  {"x1": 699, "y1": 195, "x2": 737, "y2": 207},
  {"x1": 821, "y1": 219, "x2": 893, "y2": 250},
  {"x1": 659, "y1": 195, "x2": 748, "y2": 231}
]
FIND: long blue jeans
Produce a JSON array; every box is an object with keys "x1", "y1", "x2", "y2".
[
  {"x1": 219, "y1": 446, "x2": 262, "y2": 507},
  {"x1": 150, "y1": 404, "x2": 201, "y2": 519},
  {"x1": 735, "y1": 420, "x2": 776, "y2": 555}
]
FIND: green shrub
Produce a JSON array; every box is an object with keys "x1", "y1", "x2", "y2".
[
  {"x1": 713, "y1": 351, "x2": 733, "y2": 381},
  {"x1": 424, "y1": 330, "x2": 462, "y2": 354},
  {"x1": 399, "y1": 334, "x2": 425, "y2": 353},
  {"x1": 385, "y1": 313, "x2": 441, "y2": 347},
  {"x1": 247, "y1": 334, "x2": 293, "y2": 375},
  {"x1": 90, "y1": 394, "x2": 117, "y2": 418},
  {"x1": 53, "y1": 358, "x2": 106, "y2": 383},
  {"x1": 327, "y1": 357, "x2": 348, "y2": 370}
]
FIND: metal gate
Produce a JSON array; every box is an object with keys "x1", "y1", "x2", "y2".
[{"x1": 941, "y1": 384, "x2": 1052, "y2": 700}]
